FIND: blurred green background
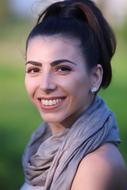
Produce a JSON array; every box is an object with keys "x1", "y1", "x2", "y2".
[{"x1": 0, "y1": 0, "x2": 127, "y2": 189}]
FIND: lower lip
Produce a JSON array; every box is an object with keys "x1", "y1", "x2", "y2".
[{"x1": 38, "y1": 98, "x2": 66, "y2": 111}]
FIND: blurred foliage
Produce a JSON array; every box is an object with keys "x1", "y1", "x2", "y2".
[
  {"x1": 0, "y1": 17, "x2": 127, "y2": 190},
  {"x1": 0, "y1": 0, "x2": 10, "y2": 19},
  {"x1": 116, "y1": 19, "x2": 127, "y2": 44}
]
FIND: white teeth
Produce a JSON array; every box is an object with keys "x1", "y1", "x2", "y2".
[
  {"x1": 41, "y1": 98, "x2": 63, "y2": 106},
  {"x1": 49, "y1": 100, "x2": 53, "y2": 105},
  {"x1": 52, "y1": 100, "x2": 56, "y2": 104}
]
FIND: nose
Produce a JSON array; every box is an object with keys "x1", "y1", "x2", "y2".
[{"x1": 39, "y1": 72, "x2": 57, "y2": 93}]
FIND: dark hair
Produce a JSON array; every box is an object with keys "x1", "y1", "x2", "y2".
[{"x1": 26, "y1": 0, "x2": 116, "y2": 89}]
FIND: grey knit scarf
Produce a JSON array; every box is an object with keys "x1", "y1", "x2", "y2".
[{"x1": 21, "y1": 96, "x2": 120, "y2": 190}]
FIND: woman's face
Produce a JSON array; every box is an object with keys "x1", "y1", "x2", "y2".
[{"x1": 25, "y1": 35, "x2": 97, "y2": 126}]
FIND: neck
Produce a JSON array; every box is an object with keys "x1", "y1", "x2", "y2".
[
  {"x1": 48, "y1": 113, "x2": 79, "y2": 134},
  {"x1": 48, "y1": 122, "x2": 67, "y2": 134}
]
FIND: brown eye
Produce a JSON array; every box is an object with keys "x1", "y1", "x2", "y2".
[
  {"x1": 55, "y1": 66, "x2": 72, "y2": 74},
  {"x1": 26, "y1": 67, "x2": 40, "y2": 74}
]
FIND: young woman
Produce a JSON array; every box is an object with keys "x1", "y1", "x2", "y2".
[{"x1": 21, "y1": 0, "x2": 127, "y2": 189}]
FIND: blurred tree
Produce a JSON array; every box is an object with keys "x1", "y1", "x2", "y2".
[{"x1": 0, "y1": 0, "x2": 10, "y2": 20}]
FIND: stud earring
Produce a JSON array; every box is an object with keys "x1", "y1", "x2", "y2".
[{"x1": 91, "y1": 87, "x2": 97, "y2": 93}]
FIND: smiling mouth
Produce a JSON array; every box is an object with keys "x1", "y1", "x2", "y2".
[{"x1": 38, "y1": 97, "x2": 66, "y2": 110}]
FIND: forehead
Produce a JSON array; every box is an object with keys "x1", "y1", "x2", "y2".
[{"x1": 26, "y1": 35, "x2": 84, "y2": 63}]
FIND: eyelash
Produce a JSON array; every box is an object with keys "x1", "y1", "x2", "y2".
[
  {"x1": 26, "y1": 67, "x2": 40, "y2": 74},
  {"x1": 25, "y1": 65, "x2": 72, "y2": 75},
  {"x1": 55, "y1": 66, "x2": 72, "y2": 74}
]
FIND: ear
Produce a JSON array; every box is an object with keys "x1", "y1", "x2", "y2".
[{"x1": 90, "y1": 64, "x2": 103, "y2": 92}]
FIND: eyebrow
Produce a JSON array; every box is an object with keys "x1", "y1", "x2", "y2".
[
  {"x1": 25, "y1": 59, "x2": 77, "y2": 67},
  {"x1": 25, "y1": 61, "x2": 42, "y2": 66}
]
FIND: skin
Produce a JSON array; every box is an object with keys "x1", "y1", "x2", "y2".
[
  {"x1": 25, "y1": 35, "x2": 102, "y2": 133},
  {"x1": 25, "y1": 35, "x2": 127, "y2": 189},
  {"x1": 71, "y1": 143, "x2": 127, "y2": 190}
]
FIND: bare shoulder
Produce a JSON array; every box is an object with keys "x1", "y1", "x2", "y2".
[{"x1": 71, "y1": 143, "x2": 127, "y2": 190}]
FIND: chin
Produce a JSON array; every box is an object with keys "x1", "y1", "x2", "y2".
[{"x1": 39, "y1": 112, "x2": 67, "y2": 124}]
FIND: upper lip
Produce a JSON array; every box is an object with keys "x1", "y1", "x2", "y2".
[{"x1": 37, "y1": 96, "x2": 66, "y2": 100}]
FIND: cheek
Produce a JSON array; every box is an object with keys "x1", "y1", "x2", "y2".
[
  {"x1": 67, "y1": 75, "x2": 91, "y2": 97},
  {"x1": 25, "y1": 77, "x2": 36, "y2": 97}
]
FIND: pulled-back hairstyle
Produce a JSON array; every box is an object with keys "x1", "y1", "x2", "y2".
[{"x1": 26, "y1": 0, "x2": 116, "y2": 89}]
